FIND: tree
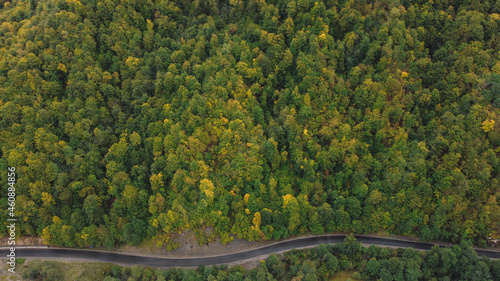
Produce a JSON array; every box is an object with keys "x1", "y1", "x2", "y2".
[
  {"x1": 282, "y1": 194, "x2": 301, "y2": 235},
  {"x1": 338, "y1": 235, "x2": 363, "y2": 262},
  {"x1": 365, "y1": 258, "x2": 381, "y2": 279},
  {"x1": 309, "y1": 211, "x2": 324, "y2": 234},
  {"x1": 83, "y1": 195, "x2": 103, "y2": 226},
  {"x1": 324, "y1": 252, "x2": 339, "y2": 276},
  {"x1": 1, "y1": 0, "x2": 500, "y2": 250},
  {"x1": 122, "y1": 218, "x2": 147, "y2": 246}
]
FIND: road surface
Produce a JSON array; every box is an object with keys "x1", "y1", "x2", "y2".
[{"x1": 1, "y1": 235, "x2": 498, "y2": 267}]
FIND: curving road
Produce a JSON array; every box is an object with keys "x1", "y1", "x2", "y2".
[{"x1": 1, "y1": 235, "x2": 499, "y2": 267}]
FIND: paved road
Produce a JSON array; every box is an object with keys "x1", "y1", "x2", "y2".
[{"x1": 1, "y1": 235, "x2": 499, "y2": 267}]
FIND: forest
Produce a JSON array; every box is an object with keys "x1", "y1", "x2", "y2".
[
  {"x1": 0, "y1": 0, "x2": 499, "y2": 249},
  {"x1": 19, "y1": 236, "x2": 500, "y2": 280}
]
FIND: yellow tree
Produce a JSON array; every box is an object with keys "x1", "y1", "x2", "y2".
[{"x1": 199, "y1": 178, "x2": 215, "y2": 204}]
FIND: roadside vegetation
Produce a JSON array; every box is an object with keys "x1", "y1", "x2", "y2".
[
  {"x1": 18, "y1": 236, "x2": 500, "y2": 280},
  {"x1": 1, "y1": 0, "x2": 499, "y2": 249}
]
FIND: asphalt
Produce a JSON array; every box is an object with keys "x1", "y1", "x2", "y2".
[{"x1": 1, "y1": 235, "x2": 499, "y2": 267}]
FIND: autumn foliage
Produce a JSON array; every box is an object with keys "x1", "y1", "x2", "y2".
[{"x1": 0, "y1": 0, "x2": 499, "y2": 248}]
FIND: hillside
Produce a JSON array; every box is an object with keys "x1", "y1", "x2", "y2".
[{"x1": 0, "y1": 0, "x2": 499, "y2": 248}]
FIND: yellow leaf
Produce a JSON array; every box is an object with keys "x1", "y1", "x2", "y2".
[
  {"x1": 57, "y1": 63, "x2": 67, "y2": 73},
  {"x1": 253, "y1": 212, "x2": 261, "y2": 229},
  {"x1": 41, "y1": 227, "x2": 51, "y2": 243},
  {"x1": 52, "y1": 216, "x2": 61, "y2": 224},
  {"x1": 481, "y1": 119, "x2": 495, "y2": 133}
]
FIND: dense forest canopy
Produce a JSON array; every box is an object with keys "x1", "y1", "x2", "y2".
[{"x1": 0, "y1": 0, "x2": 499, "y2": 249}]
